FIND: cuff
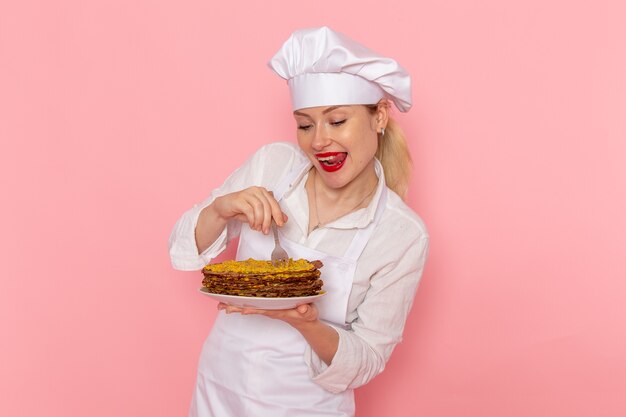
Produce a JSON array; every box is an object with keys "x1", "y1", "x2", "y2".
[
  {"x1": 168, "y1": 199, "x2": 228, "y2": 271},
  {"x1": 170, "y1": 226, "x2": 228, "y2": 270},
  {"x1": 304, "y1": 325, "x2": 353, "y2": 394}
]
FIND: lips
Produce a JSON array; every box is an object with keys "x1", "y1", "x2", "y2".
[{"x1": 316, "y1": 152, "x2": 347, "y2": 172}]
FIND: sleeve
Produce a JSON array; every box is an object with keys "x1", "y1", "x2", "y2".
[
  {"x1": 304, "y1": 234, "x2": 430, "y2": 393},
  {"x1": 167, "y1": 143, "x2": 299, "y2": 271}
]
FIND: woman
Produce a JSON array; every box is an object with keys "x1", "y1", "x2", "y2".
[{"x1": 169, "y1": 26, "x2": 429, "y2": 417}]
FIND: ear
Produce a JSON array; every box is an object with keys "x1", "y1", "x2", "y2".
[{"x1": 374, "y1": 100, "x2": 390, "y2": 132}]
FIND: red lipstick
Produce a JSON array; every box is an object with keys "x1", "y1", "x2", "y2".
[{"x1": 315, "y1": 152, "x2": 347, "y2": 172}]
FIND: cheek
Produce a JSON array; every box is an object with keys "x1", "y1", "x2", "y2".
[
  {"x1": 296, "y1": 133, "x2": 309, "y2": 148},
  {"x1": 363, "y1": 140, "x2": 379, "y2": 166},
  {"x1": 296, "y1": 135, "x2": 317, "y2": 163},
  {"x1": 357, "y1": 128, "x2": 379, "y2": 155},
  {"x1": 351, "y1": 140, "x2": 378, "y2": 166}
]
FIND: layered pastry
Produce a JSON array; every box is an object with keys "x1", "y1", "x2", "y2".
[{"x1": 202, "y1": 258, "x2": 324, "y2": 297}]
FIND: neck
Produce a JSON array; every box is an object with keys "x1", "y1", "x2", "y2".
[
  {"x1": 315, "y1": 159, "x2": 378, "y2": 203},
  {"x1": 306, "y1": 161, "x2": 379, "y2": 233}
]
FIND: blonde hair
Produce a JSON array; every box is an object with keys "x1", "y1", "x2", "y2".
[{"x1": 367, "y1": 105, "x2": 412, "y2": 199}]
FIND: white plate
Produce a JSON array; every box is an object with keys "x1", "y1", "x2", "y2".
[{"x1": 198, "y1": 287, "x2": 326, "y2": 310}]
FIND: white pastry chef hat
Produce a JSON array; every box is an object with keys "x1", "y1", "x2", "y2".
[{"x1": 268, "y1": 26, "x2": 412, "y2": 112}]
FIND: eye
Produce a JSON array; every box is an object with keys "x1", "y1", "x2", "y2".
[
  {"x1": 331, "y1": 119, "x2": 346, "y2": 126},
  {"x1": 298, "y1": 124, "x2": 313, "y2": 131}
]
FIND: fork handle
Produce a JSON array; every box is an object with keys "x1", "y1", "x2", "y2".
[{"x1": 271, "y1": 221, "x2": 280, "y2": 244}]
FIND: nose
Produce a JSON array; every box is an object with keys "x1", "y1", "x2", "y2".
[{"x1": 311, "y1": 123, "x2": 332, "y2": 151}]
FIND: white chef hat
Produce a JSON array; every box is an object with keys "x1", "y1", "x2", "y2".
[{"x1": 268, "y1": 26, "x2": 412, "y2": 112}]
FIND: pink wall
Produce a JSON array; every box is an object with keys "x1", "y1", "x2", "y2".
[{"x1": 1, "y1": 1, "x2": 625, "y2": 416}]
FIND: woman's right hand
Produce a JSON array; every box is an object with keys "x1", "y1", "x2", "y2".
[
  {"x1": 195, "y1": 186, "x2": 287, "y2": 253},
  {"x1": 212, "y1": 186, "x2": 288, "y2": 235}
]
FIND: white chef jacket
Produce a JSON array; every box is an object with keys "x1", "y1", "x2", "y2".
[{"x1": 169, "y1": 142, "x2": 429, "y2": 393}]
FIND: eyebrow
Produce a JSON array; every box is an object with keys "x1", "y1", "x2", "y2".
[{"x1": 294, "y1": 105, "x2": 347, "y2": 117}]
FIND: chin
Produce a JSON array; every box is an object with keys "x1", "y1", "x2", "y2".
[{"x1": 319, "y1": 170, "x2": 353, "y2": 189}]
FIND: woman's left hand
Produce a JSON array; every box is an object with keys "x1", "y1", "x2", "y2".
[{"x1": 217, "y1": 302, "x2": 319, "y2": 328}]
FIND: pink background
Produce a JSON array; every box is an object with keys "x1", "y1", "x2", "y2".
[{"x1": 1, "y1": 0, "x2": 625, "y2": 416}]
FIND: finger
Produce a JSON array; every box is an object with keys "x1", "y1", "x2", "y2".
[
  {"x1": 231, "y1": 213, "x2": 250, "y2": 223},
  {"x1": 263, "y1": 189, "x2": 287, "y2": 227},
  {"x1": 296, "y1": 304, "x2": 309, "y2": 314},
  {"x1": 241, "y1": 307, "x2": 266, "y2": 315},
  {"x1": 231, "y1": 195, "x2": 257, "y2": 228},
  {"x1": 256, "y1": 191, "x2": 274, "y2": 234},
  {"x1": 301, "y1": 303, "x2": 318, "y2": 321},
  {"x1": 246, "y1": 192, "x2": 266, "y2": 231},
  {"x1": 225, "y1": 305, "x2": 244, "y2": 314},
  {"x1": 232, "y1": 197, "x2": 270, "y2": 231}
]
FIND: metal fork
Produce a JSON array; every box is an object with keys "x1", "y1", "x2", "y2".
[{"x1": 271, "y1": 220, "x2": 289, "y2": 265}]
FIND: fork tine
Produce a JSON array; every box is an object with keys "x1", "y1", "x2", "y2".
[{"x1": 271, "y1": 220, "x2": 290, "y2": 265}]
